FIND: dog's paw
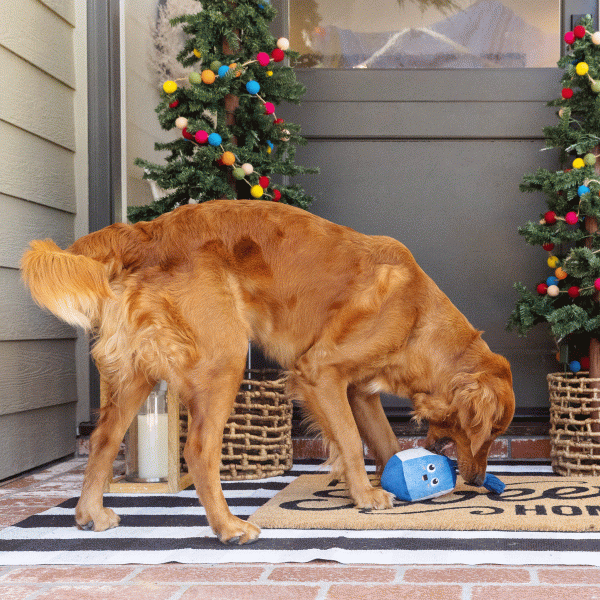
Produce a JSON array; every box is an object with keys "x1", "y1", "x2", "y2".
[
  {"x1": 426, "y1": 437, "x2": 454, "y2": 456},
  {"x1": 216, "y1": 518, "x2": 261, "y2": 545},
  {"x1": 352, "y1": 486, "x2": 394, "y2": 510},
  {"x1": 76, "y1": 507, "x2": 120, "y2": 532}
]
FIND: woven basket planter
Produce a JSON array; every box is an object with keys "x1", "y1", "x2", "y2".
[
  {"x1": 180, "y1": 369, "x2": 293, "y2": 481},
  {"x1": 548, "y1": 371, "x2": 600, "y2": 476}
]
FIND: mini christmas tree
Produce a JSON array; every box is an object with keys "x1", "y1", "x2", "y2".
[
  {"x1": 129, "y1": 0, "x2": 317, "y2": 223},
  {"x1": 508, "y1": 15, "x2": 600, "y2": 376}
]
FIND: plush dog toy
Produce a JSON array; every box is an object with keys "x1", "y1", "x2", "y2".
[{"x1": 381, "y1": 448, "x2": 505, "y2": 502}]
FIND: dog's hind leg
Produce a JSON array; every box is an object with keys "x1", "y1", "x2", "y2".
[
  {"x1": 76, "y1": 374, "x2": 155, "y2": 531},
  {"x1": 289, "y1": 363, "x2": 393, "y2": 510},
  {"x1": 347, "y1": 386, "x2": 401, "y2": 473},
  {"x1": 181, "y1": 354, "x2": 261, "y2": 545}
]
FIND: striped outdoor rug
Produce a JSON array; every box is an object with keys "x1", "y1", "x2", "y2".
[{"x1": 1, "y1": 460, "x2": 600, "y2": 566}]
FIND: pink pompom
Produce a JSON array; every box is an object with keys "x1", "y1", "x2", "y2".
[
  {"x1": 264, "y1": 102, "x2": 275, "y2": 114},
  {"x1": 195, "y1": 130, "x2": 208, "y2": 144},
  {"x1": 565, "y1": 211, "x2": 579, "y2": 225},
  {"x1": 595, "y1": 278, "x2": 600, "y2": 291},
  {"x1": 257, "y1": 52, "x2": 271, "y2": 67},
  {"x1": 565, "y1": 31, "x2": 575, "y2": 44}
]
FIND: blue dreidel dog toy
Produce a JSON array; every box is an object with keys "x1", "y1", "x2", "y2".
[{"x1": 381, "y1": 448, "x2": 505, "y2": 502}]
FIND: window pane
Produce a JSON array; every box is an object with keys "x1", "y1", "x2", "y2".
[{"x1": 290, "y1": 0, "x2": 560, "y2": 68}]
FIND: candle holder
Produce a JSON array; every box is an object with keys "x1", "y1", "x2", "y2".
[
  {"x1": 125, "y1": 381, "x2": 169, "y2": 483},
  {"x1": 101, "y1": 379, "x2": 193, "y2": 493}
]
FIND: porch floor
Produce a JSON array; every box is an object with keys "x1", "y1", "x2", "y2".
[{"x1": 2, "y1": 455, "x2": 600, "y2": 599}]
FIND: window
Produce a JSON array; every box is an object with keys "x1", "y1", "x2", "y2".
[{"x1": 290, "y1": 0, "x2": 560, "y2": 68}]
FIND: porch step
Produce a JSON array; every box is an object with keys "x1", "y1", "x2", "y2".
[{"x1": 291, "y1": 420, "x2": 551, "y2": 461}]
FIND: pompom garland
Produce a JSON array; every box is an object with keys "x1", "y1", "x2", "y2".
[{"x1": 159, "y1": 37, "x2": 293, "y2": 203}]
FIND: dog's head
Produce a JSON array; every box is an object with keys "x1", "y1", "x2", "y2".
[
  {"x1": 446, "y1": 353, "x2": 515, "y2": 486},
  {"x1": 422, "y1": 351, "x2": 515, "y2": 487}
]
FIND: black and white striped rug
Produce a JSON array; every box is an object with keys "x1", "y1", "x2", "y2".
[{"x1": 1, "y1": 460, "x2": 600, "y2": 566}]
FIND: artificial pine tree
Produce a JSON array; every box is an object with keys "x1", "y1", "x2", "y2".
[
  {"x1": 129, "y1": 0, "x2": 317, "y2": 223},
  {"x1": 508, "y1": 15, "x2": 600, "y2": 377}
]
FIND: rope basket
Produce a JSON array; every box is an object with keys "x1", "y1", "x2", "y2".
[
  {"x1": 548, "y1": 371, "x2": 600, "y2": 476},
  {"x1": 179, "y1": 369, "x2": 293, "y2": 480}
]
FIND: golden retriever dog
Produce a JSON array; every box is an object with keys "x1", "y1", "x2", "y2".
[{"x1": 21, "y1": 199, "x2": 515, "y2": 544}]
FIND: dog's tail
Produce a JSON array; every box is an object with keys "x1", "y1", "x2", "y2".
[{"x1": 21, "y1": 239, "x2": 114, "y2": 330}]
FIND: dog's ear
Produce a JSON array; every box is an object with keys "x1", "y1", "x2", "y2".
[{"x1": 450, "y1": 372, "x2": 500, "y2": 457}]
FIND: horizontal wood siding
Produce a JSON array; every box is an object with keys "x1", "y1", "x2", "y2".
[
  {"x1": 0, "y1": 340, "x2": 77, "y2": 416},
  {"x1": 0, "y1": 404, "x2": 76, "y2": 481},
  {"x1": 0, "y1": 0, "x2": 80, "y2": 478}
]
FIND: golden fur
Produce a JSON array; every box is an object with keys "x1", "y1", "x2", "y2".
[{"x1": 21, "y1": 199, "x2": 515, "y2": 544}]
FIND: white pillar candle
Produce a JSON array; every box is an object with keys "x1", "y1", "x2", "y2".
[{"x1": 137, "y1": 413, "x2": 169, "y2": 480}]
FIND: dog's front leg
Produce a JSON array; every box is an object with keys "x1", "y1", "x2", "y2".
[
  {"x1": 347, "y1": 386, "x2": 401, "y2": 472},
  {"x1": 76, "y1": 376, "x2": 155, "y2": 531},
  {"x1": 290, "y1": 365, "x2": 393, "y2": 510}
]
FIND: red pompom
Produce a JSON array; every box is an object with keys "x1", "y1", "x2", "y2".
[
  {"x1": 544, "y1": 211, "x2": 557, "y2": 224},
  {"x1": 568, "y1": 286, "x2": 580, "y2": 298},
  {"x1": 537, "y1": 283, "x2": 549, "y2": 295},
  {"x1": 562, "y1": 88, "x2": 574, "y2": 99},
  {"x1": 182, "y1": 127, "x2": 194, "y2": 140},
  {"x1": 169, "y1": 100, "x2": 180, "y2": 108},
  {"x1": 543, "y1": 243, "x2": 555, "y2": 251},
  {"x1": 574, "y1": 25, "x2": 586, "y2": 38},
  {"x1": 274, "y1": 118, "x2": 285, "y2": 125},
  {"x1": 581, "y1": 356, "x2": 590, "y2": 370},
  {"x1": 565, "y1": 31, "x2": 575, "y2": 44},
  {"x1": 273, "y1": 189, "x2": 281, "y2": 201},
  {"x1": 259, "y1": 176, "x2": 270, "y2": 188},
  {"x1": 271, "y1": 48, "x2": 285, "y2": 62}
]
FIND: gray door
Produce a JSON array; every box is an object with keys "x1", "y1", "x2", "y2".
[{"x1": 274, "y1": 1, "x2": 594, "y2": 411}]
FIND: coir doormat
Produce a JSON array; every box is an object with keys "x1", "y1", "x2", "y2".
[{"x1": 249, "y1": 474, "x2": 600, "y2": 532}]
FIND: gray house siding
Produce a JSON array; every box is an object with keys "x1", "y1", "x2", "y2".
[{"x1": 0, "y1": 0, "x2": 88, "y2": 479}]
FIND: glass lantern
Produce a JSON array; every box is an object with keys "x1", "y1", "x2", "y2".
[{"x1": 125, "y1": 380, "x2": 169, "y2": 482}]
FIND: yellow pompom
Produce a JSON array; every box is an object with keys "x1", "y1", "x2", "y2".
[
  {"x1": 221, "y1": 151, "x2": 236, "y2": 166},
  {"x1": 250, "y1": 185, "x2": 264, "y2": 198},
  {"x1": 576, "y1": 61, "x2": 589, "y2": 76},
  {"x1": 193, "y1": 48, "x2": 202, "y2": 58},
  {"x1": 547, "y1": 255, "x2": 560, "y2": 268},
  {"x1": 266, "y1": 70, "x2": 273, "y2": 77},
  {"x1": 201, "y1": 69, "x2": 216, "y2": 84},
  {"x1": 162, "y1": 80, "x2": 177, "y2": 94},
  {"x1": 573, "y1": 157, "x2": 586, "y2": 169}
]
